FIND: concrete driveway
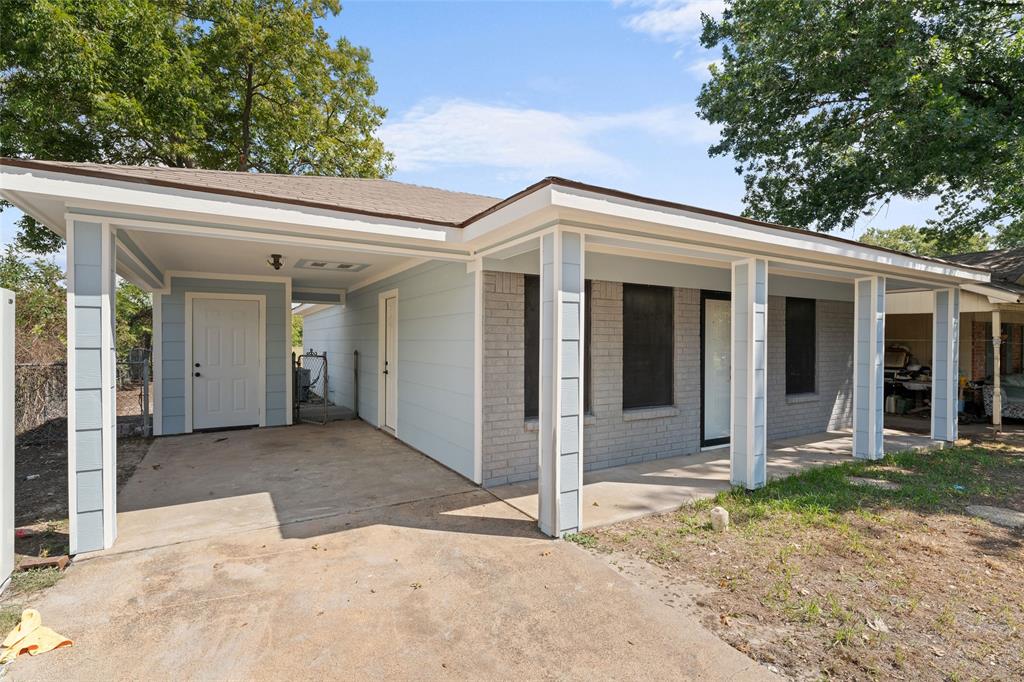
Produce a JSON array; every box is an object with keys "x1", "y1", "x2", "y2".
[{"x1": 11, "y1": 422, "x2": 774, "y2": 680}]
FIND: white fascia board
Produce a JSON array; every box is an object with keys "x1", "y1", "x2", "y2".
[
  {"x1": 460, "y1": 185, "x2": 556, "y2": 244},
  {"x1": 962, "y1": 283, "x2": 1022, "y2": 304},
  {"x1": 546, "y1": 185, "x2": 991, "y2": 284},
  {"x1": 1, "y1": 166, "x2": 464, "y2": 247}
]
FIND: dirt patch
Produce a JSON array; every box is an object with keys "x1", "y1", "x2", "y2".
[
  {"x1": 580, "y1": 446, "x2": 1024, "y2": 681},
  {"x1": 13, "y1": 438, "x2": 152, "y2": 563}
]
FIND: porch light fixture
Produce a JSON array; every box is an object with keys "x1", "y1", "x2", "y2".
[{"x1": 267, "y1": 254, "x2": 284, "y2": 270}]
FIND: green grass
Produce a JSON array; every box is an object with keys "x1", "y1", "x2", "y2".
[
  {"x1": 564, "y1": 532, "x2": 598, "y2": 548},
  {"x1": 688, "y1": 445, "x2": 1020, "y2": 533},
  {"x1": 7, "y1": 568, "x2": 63, "y2": 597},
  {"x1": 0, "y1": 605, "x2": 22, "y2": 634}
]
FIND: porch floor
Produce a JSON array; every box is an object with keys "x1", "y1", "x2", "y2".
[
  {"x1": 109, "y1": 420, "x2": 485, "y2": 555},
  {"x1": 491, "y1": 429, "x2": 942, "y2": 530}
]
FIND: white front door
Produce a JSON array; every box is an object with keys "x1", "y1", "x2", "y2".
[
  {"x1": 192, "y1": 298, "x2": 261, "y2": 430},
  {"x1": 703, "y1": 293, "x2": 731, "y2": 446},
  {"x1": 382, "y1": 294, "x2": 398, "y2": 431}
]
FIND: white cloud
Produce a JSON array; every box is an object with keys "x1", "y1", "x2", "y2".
[
  {"x1": 616, "y1": 0, "x2": 725, "y2": 41},
  {"x1": 380, "y1": 99, "x2": 718, "y2": 176},
  {"x1": 686, "y1": 57, "x2": 722, "y2": 78}
]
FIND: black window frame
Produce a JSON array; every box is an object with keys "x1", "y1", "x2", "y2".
[
  {"x1": 785, "y1": 297, "x2": 816, "y2": 395},
  {"x1": 524, "y1": 276, "x2": 592, "y2": 420},
  {"x1": 622, "y1": 283, "x2": 674, "y2": 410}
]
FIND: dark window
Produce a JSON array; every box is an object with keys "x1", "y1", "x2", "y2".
[
  {"x1": 524, "y1": 276, "x2": 592, "y2": 419},
  {"x1": 622, "y1": 284, "x2": 674, "y2": 409},
  {"x1": 985, "y1": 323, "x2": 1024, "y2": 377},
  {"x1": 785, "y1": 297, "x2": 816, "y2": 395}
]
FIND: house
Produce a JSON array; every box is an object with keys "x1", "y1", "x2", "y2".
[
  {"x1": 886, "y1": 247, "x2": 1024, "y2": 426},
  {"x1": 0, "y1": 158, "x2": 990, "y2": 554}
]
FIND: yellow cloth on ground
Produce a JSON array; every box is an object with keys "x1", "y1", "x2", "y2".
[{"x1": 0, "y1": 609, "x2": 72, "y2": 663}]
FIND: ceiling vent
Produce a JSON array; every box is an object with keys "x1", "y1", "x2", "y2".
[{"x1": 295, "y1": 258, "x2": 369, "y2": 273}]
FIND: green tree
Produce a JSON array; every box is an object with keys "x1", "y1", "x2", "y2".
[
  {"x1": 2, "y1": 0, "x2": 393, "y2": 252},
  {"x1": 0, "y1": 245, "x2": 67, "y2": 363},
  {"x1": 698, "y1": 1, "x2": 1024, "y2": 246},
  {"x1": 860, "y1": 225, "x2": 990, "y2": 259},
  {"x1": 116, "y1": 281, "x2": 152, "y2": 357},
  {"x1": 291, "y1": 313, "x2": 303, "y2": 350}
]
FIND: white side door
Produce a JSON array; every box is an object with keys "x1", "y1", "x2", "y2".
[
  {"x1": 383, "y1": 294, "x2": 398, "y2": 432},
  {"x1": 703, "y1": 295, "x2": 731, "y2": 446},
  {"x1": 192, "y1": 298, "x2": 261, "y2": 430}
]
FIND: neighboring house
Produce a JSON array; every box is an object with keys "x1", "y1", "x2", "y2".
[
  {"x1": 887, "y1": 247, "x2": 1024, "y2": 425},
  {"x1": 0, "y1": 158, "x2": 989, "y2": 554}
]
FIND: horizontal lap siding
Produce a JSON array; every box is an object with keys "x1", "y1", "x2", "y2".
[
  {"x1": 159, "y1": 278, "x2": 288, "y2": 435},
  {"x1": 304, "y1": 262, "x2": 476, "y2": 480}
]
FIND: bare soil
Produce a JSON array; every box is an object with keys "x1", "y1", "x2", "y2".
[
  {"x1": 13, "y1": 438, "x2": 152, "y2": 564},
  {"x1": 581, "y1": 443, "x2": 1024, "y2": 681}
]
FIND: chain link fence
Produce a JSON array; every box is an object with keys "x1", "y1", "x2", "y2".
[
  {"x1": 15, "y1": 348, "x2": 153, "y2": 448},
  {"x1": 293, "y1": 350, "x2": 329, "y2": 424}
]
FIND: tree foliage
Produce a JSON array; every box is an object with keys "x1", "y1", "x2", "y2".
[
  {"x1": 116, "y1": 281, "x2": 152, "y2": 355},
  {"x1": 0, "y1": 246, "x2": 154, "y2": 362},
  {"x1": 291, "y1": 313, "x2": 303, "y2": 350},
  {"x1": 698, "y1": 0, "x2": 1024, "y2": 245},
  {"x1": 1, "y1": 0, "x2": 393, "y2": 252},
  {"x1": 0, "y1": 246, "x2": 67, "y2": 363},
  {"x1": 860, "y1": 224, "x2": 989, "y2": 259}
]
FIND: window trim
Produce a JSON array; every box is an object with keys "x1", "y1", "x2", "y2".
[
  {"x1": 621, "y1": 283, "x2": 675, "y2": 410},
  {"x1": 700, "y1": 290, "x2": 731, "y2": 447},
  {"x1": 784, "y1": 296, "x2": 817, "y2": 396}
]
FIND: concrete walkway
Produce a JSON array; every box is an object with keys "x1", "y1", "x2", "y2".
[
  {"x1": 11, "y1": 422, "x2": 777, "y2": 681},
  {"x1": 492, "y1": 429, "x2": 939, "y2": 529}
]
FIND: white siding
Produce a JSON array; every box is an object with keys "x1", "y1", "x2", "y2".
[{"x1": 304, "y1": 262, "x2": 477, "y2": 479}]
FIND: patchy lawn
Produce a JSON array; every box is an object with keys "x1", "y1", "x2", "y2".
[
  {"x1": 3, "y1": 437, "x2": 152, "y2": 614},
  {"x1": 574, "y1": 444, "x2": 1024, "y2": 681}
]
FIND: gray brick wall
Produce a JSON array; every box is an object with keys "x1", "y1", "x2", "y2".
[
  {"x1": 481, "y1": 272, "x2": 538, "y2": 487},
  {"x1": 766, "y1": 297, "x2": 854, "y2": 440},
  {"x1": 582, "y1": 282, "x2": 702, "y2": 470},
  {"x1": 481, "y1": 273, "x2": 855, "y2": 486}
]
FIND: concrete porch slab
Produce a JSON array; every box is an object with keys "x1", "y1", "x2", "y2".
[
  {"x1": 491, "y1": 429, "x2": 940, "y2": 530},
  {"x1": 111, "y1": 420, "x2": 479, "y2": 555}
]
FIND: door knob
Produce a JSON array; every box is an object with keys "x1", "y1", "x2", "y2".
[
  {"x1": 194, "y1": 362, "x2": 201, "y2": 367},
  {"x1": 194, "y1": 372, "x2": 201, "y2": 377}
]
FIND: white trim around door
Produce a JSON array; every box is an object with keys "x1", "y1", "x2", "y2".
[
  {"x1": 184, "y1": 293, "x2": 267, "y2": 433},
  {"x1": 377, "y1": 289, "x2": 399, "y2": 434}
]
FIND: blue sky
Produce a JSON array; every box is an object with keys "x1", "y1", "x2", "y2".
[{"x1": 1, "y1": 0, "x2": 936, "y2": 252}]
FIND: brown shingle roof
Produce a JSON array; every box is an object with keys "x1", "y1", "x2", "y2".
[
  {"x1": 945, "y1": 247, "x2": 1024, "y2": 293},
  {"x1": 0, "y1": 158, "x2": 995, "y2": 275},
  {"x1": 1, "y1": 158, "x2": 499, "y2": 226}
]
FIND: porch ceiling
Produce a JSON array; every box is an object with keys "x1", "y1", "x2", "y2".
[{"x1": 123, "y1": 228, "x2": 414, "y2": 290}]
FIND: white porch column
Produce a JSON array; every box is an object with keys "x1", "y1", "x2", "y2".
[
  {"x1": 853, "y1": 276, "x2": 886, "y2": 460},
  {"x1": 730, "y1": 258, "x2": 767, "y2": 489},
  {"x1": 67, "y1": 220, "x2": 118, "y2": 554},
  {"x1": 992, "y1": 309, "x2": 1002, "y2": 430},
  {"x1": 931, "y1": 288, "x2": 960, "y2": 441},
  {"x1": 537, "y1": 229, "x2": 584, "y2": 536}
]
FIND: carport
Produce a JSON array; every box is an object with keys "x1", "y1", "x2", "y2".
[{"x1": 108, "y1": 421, "x2": 523, "y2": 555}]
